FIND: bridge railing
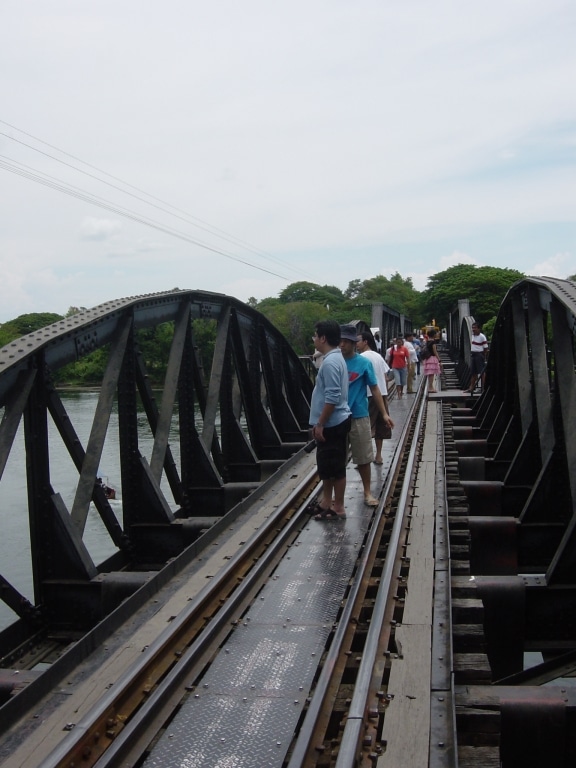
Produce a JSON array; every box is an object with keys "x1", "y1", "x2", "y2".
[
  {"x1": 0, "y1": 290, "x2": 313, "y2": 637},
  {"x1": 453, "y1": 277, "x2": 576, "y2": 586}
]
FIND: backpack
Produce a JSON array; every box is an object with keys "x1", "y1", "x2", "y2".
[{"x1": 420, "y1": 342, "x2": 433, "y2": 361}]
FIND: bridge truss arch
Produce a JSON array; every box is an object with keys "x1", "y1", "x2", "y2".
[{"x1": 0, "y1": 290, "x2": 313, "y2": 635}]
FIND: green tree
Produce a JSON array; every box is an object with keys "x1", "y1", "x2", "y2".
[
  {"x1": 568, "y1": 273, "x2": 576, "y2": 282},
  {"x1": 258, "y1": 301, "x2": 329, "y2": 356},
  {"x1": 420, "y1": 264, "x2": 524, "y2": 326},
  {"x1": 343, "y1": 273, "x2": 421, "y2": 325},
  {"x1": 191, "y1": 318, "x2": 217, "y2": 375},
  {"x1": 278, "y1": 281, "x2": 345, "y2": 309},
  {"x1": 66, "y1": 306, "x2": 87, "y2": 316},
  {"x1": 0, "y1": 312, "x2": 64, "y2": 347}
]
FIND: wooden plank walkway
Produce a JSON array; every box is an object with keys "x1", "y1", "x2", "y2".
[{"x1": 378, "y1": 402, "x2": 438, "y2": 766}]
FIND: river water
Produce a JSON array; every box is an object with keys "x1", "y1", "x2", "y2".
[{"x1": 0, "y1": 391, "x2": 180, "y2": 632}]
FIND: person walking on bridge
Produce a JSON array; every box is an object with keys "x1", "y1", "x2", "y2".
[
  {"x1": 309, "y1": 320, "x2": 352, "y2": 519},
  {"x1": 385, "y1": 336, "x2": 410, "y2": 399},
  {"x1": 422, "y1": 329, "x2": 443, "y2": 393},
  {"x1": 404, "y1": 332, "x2": 418, "y2": 393},
  {"x1": 356, "y1": 331, "x2": 394, "y2": 466},
  {"x1": 340, "y1": 325, "x2": 392, "y2": 507}
]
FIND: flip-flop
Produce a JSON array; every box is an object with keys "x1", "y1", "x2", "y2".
[
  {"x1": 364, "y1": 496, "x2": 379, "y2": 507},
  {"x1": 314, "y1": 508, "x2": 346, "y2": 520},
  {"x1": 373, "y1": 459, "x2": 383, "y2": 465}
]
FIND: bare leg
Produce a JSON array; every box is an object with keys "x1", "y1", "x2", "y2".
[
  {"x1": 374, "y1": 438, "x2": 383, "y2": 464},
  {"x1": 319, "y1": 477, "x2": 347, "y2": 516},
  {"x1": 331, "y1": 476, "x2": 347, "y2": 516},
  {"x1": 358, "y1": 463, "x2": 378, "y2": 505},
  {"x1": 428, "y1": 373, "x2": 437, "y2": 392},
  {"x1": 467, "y1": 374, "x2": 478, "y2": 392},
  {"x1": 319, "y1": 479, "x2": 336, "y2": 511}
]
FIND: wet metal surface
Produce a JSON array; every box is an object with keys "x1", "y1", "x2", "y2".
[
  {"x1": 144, "y1": 512, "x2": 371, "y2": 767},
  {"x1": 143, "y1": 397, "x2": 413, "y2": 767}
]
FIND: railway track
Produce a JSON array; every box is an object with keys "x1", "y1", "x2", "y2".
[{"x1": 2, "y1": 377, "x2": 449, "y2": 768}]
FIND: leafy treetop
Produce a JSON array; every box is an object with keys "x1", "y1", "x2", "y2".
[{"x1": 420, "y1": 264, "x2": 524, "y2": 325}]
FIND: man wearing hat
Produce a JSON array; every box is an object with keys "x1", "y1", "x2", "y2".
[{"x1": 340, "y1": 325, "x2": 392, "y2": 507}]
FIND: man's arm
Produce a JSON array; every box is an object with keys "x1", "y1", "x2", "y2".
[
  {"x1": 369, "y1": 386, "x2": 394, "y2": 428},
  {"x1": 312, "y1": 403, "x2": 336, "y2": 442}
]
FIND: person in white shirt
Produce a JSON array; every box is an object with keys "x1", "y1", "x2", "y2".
[
  {"x1": 404, "y1": 332, "x2": 419, "y2": 393},
  {"x1": 465, "y1": 322, "x2": 489, "y2": 392},
  {"x1": 356, "y1": 331, "x2": 394, "y2": 465}
]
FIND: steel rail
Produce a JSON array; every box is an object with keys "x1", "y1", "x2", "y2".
[
  {"x1": 287, "y1": 383, "x2": 427, "y2": 767},
  {"x1": 335, "y1": 384, "x2": 429, "y2": 767},
  {"x1": 39, "y1": 463, "x2": 321, "y2": 768}
]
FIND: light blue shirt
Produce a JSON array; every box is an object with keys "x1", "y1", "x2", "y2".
[{"x1": 309, "y1": 348, "x2": 351, "y2": 427}]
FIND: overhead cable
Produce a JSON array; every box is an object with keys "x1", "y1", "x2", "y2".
[
  {"x1": 0, "y1": 119, "x2": 314, "y2": 279},
  {"x1": 0, "y1": 155, "x2": 289, "y2": 281}
]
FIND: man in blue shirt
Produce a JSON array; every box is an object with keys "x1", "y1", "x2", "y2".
[
  {"x1": 340, "y1": 325, "x2": 392, "y2": 507},
  {"x1": 309, "y1": 320, "x2": 351, "y2": 519}
]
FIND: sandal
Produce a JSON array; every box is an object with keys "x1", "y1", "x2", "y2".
[
  {"x1": 314, "y1": 508, "x2": 346, "y2": 520},
  {"x1": 364, "y1": 496, "x2": 379, "y2": 507}
]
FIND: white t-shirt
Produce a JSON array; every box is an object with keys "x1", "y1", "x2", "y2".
[
  {"x1": 471, "y1": 333, "x2": 488, "y2": 353},
  {"x1": 361, "y1": 349, "x2": 389, "y2": 396},
  {"x1": 404, "y1": 340, "x2": 418, "y2": 364}
]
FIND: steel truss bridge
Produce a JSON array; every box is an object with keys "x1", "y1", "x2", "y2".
[{"x1": 0, "y1": 276, "x2": 575, "y2": 766}]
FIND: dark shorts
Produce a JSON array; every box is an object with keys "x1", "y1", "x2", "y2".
[
  {"x1": 470, "y1": 352, "x2": 485, "y2": 374},
  {"x1": 369, "y1": 397, "x2": 392, "y2": 440},
  {"x1": 315, "y1": 416, "x2": 351, "y2": 480}
]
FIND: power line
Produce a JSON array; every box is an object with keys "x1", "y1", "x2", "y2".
[
  {"x1": 0, "y1": 119, "x2": 315, "y2": 280},
  {"x1": 0, "y1": 155, "x2": 290, "y2": 281}
]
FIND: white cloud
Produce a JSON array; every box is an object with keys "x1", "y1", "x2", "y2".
[
  {"x1": 439, "y1": 252, "x2": 479, "y2": 271},
  {"x1": 79, "y1": 218, "x2": 122, "y2": 241},
  {"x1": 528, "y1": 252, "x2": 572, "y2": 279},
  {"x1": 0, "y1": 0, "x2": 575, "y2": 320}
]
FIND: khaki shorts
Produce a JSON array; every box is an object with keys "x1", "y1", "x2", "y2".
[{"x1": 349, "y1": 416, "x2": 374, "y2": 465}]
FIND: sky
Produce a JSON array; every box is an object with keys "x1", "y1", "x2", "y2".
[{"x1": 1, "y1": 1, "x2": 575, "y2": 322}]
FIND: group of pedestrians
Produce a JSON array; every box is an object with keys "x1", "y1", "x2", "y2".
[
  {"x1": 384, "y1": 331, "x2": 440, "y2": 397},
  {"x1": 308, "y1": 321, "x2": 450, "y2": 520},
  {"x1": 309, "y1": 320, "x2": 398, "y2": 520}
]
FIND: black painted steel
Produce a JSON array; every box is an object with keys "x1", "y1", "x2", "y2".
[
  {"x1": 0, "y1": 290, "x2": 313, "y2": 643},
  {"x1": 369, "y1": 302, "x2": 413, "y2": 344},
  {"x1": 441, "y1": 277, "x2": 576, "y2": 764}
]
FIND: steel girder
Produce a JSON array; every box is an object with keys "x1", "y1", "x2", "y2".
[
  {"x1": 369, "y1": 302, "x2": 413, "y2": 345},
  {"x1": 450, "y1": 277, "x2": 576, "y2": 687},
  {"x1": 0, "y1": 290, "x2": 313, "y2": 635}
]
